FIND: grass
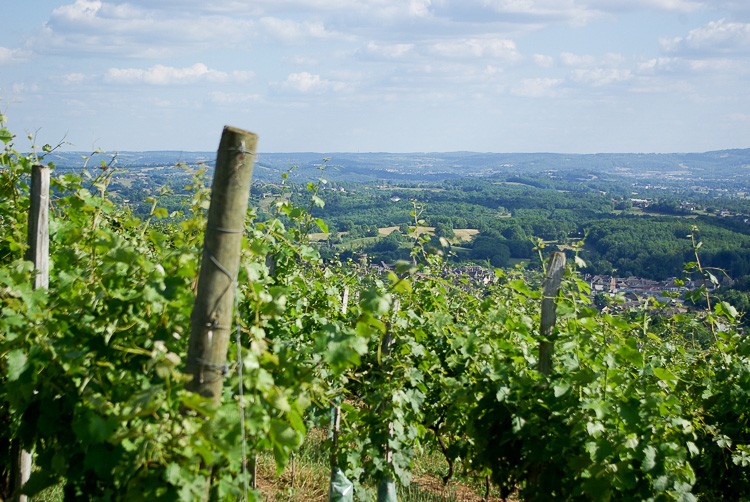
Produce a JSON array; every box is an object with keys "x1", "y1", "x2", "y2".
[
  {"x1": 254, "y1": 428, "x2": 331, "y2": 501},
  {"x1": 379, "y1": 226, "x2": 401, "y2": 236},
  {"x1": 28, "y1": 429, "x2": 512, "y2": 501},
  {"x1": 34, "y1": 482, "x2": 64, "y2": 502},
  {"x1": 255, "y1": 430, "x2": 511, "y2": 501},
  {"x1": 308, "y1": 231, "x2": 333, "y2": 241},
  {"x1": 451, "y1": 229, "x2": 479, "y2": 243}
]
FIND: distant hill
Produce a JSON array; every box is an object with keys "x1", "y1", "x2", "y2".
[{"x1": 45, "y1": 149, "x2": 750, "y2": 184}]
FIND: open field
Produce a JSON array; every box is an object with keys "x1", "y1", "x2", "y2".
[
  {"x1": 452, "y1": 228, "x2": 479, "y2": 242},
  {"x1": 379, "y1": 226, "x2": 400, "y2": 236}
]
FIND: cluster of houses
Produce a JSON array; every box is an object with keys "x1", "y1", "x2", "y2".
[
  {"x1": 366, "y1": 258, "x2": 714, "y2": 316},
  {"x1": 366, "y1": 261, "x2": 498, "y2": 287},
  {"x1": 451, "y1": 265, "x2": 497, "y2": 285},
  {"x1": 586, "y1": 274, "x2": 716, "y2": 313},
  {"x1": 588, "y1": 274, "x2": 683, "y2": 296},
  {"x1": 628, "y1": 197, "x2": 747, "y2": 221}
]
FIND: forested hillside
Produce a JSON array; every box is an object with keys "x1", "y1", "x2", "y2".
[
  {"x1": 48, "y1": 145, "x2": 750, "y2": 296},
  {"x1": 3, "y1": 121, "x2": 750, "y2": 501}
]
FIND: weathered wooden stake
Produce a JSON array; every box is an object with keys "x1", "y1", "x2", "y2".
[
  {"x1": 328, "y1": 287, "x2": 350, "y2": 500},
  {"x1": 14, "y1": 164, "x2": 50, "y2": 501},
  {"x1": 538, "y1": 252, "x2": 566, "y2": 375},
  {"x1": 26, "y1": 164, "x2": 50, "y2": 290},
  {"x1": 329, "y1": 287, "x2": 349, "y2": 469},
  {"x1": 527, "y1": 252, "x2": 567, "y2": 492},
  {"x1": 185, "y1": 126, "x2": 257, "y2": 403},
  {"x1": 376, "y1": 299, "x2": 399, "y2": 502}
]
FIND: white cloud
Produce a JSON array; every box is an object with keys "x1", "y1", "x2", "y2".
[
  {"x1": 640, "y1": 19, "x2": 750, "y2": 81},
  {"x1": 210, "y1": 91, "x2": 262, "y2": 105},
  {"x1": 285, "y1": 55, "x2": 321, "y2": 66},
  {"x1": 166, "y1": 0, "x2": 435, "y2": 23},
  {"x1": 12, "y1": 83, "x2": 40, "y2": 94},
  {"x1": 555, "y1": 51, "x2": 636, "y2": 87},
  {"x1": 278, "y1": 72, "x2": 348, "y2": 93},
  {"x1": 637, "y1": 54, "x2": 747, "y2": 80},
  {"x1": 408, "y1": 0, "x2": 432, "y2": 17},
  {"x1": 0, "y1": 47, "x2": 29, "y2": 64},
  {"x1": 280, "y1": 0, "x2": 433, "y2": 19},
  {"x1": 585, "y1": 0, "x2": 702, "y2": 14},
  {"x1": 626, "y1": 77, "x2": 694, "y2": 94},
  {"x1": 31, "y1": 0, "x2": 255, "y2": 57},
  {"x1": 429, "y1": 37, "x2": 521, "y2": 60},
  {"x1": 51, "y1": 0, "x2": 105, "y2": 23},
  {"x1": 560, "y1": 52, "x2": 596, "y2": 66},
  {"x1": 687, "y1": 57, "x2": 746, "y2": 72},
  {"x1": 533, "y1": 54, "x2": 554, "y2": 67},
  {"x1": 430, "y1": 0, "x2": 602, "y2": 27},
  {"x1": 258, "y1": 17, "x2": 342, "y2": 43},
  {"x1": 5, "y1": 0, "x2": 750, "y2": 153},
  {"x1": 572, "y1": 67, "x2": 632, "y2": 86},
  {"x1": 512, "y1": 78, "x2": 564, "y2": 97},
  {"x1": 662, "y1": 19, "x2": 750, "y2": 56},
  {"x1": 62, "y1": 73, "x2": 87, "y2": 84},
  {"x1": 638, "y1": 56, "x2": 680, "y2": 74},
  {"x1": 484, "y1": 64, "x2": 504, "y2": 75},
  {"x1": 104, "y1": 64, "x2": 254, "y2": 85},
  {"x1": 650, "y1": 0, "x2": 701, "y2": 10},
  {"x1": 417, "y1": 0, "x2": 709, "y2": 28},
  {"x1": 224, "y1": 0, "x2": 714, "y2": 26},
  {"x1": 360, "y1": 41, "x2": 416, "y2": 60}
]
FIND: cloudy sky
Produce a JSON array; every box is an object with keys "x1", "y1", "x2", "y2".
[{"x1": 1, "y1": 1, "x2": 750, "y2": 153}]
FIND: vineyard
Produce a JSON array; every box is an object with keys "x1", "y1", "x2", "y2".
[{"x1": 2, "y1": 119, "x2": 750, "y2": 501}]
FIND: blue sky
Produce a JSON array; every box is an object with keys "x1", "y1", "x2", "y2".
[{"x1": 1, "y1": 0, "x2": 749, "y2": 153}]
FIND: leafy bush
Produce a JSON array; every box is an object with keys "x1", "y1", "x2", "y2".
[{"x1": 2, "y1": 118, "x2": 750, "y2": 500}]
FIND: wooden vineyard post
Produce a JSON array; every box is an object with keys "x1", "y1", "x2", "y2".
[
  {"x1": 185, "y1": 126, "x2": 257, "y2": 403},
  {"x1": 330, "y1": 287, "x2": 349, "y2": 471},
  {"x1": 376, "y1": 299, "x2": 399, "y2": 502},
  {"x1": 538, "y1": 252, "x2": 566, "y2": 375},
  {"x1": 26, "y1": 164, "x2": 50, "y2": 291},
  {"x1": 329, "y1": 287, "x2": 353, "y2": 502},
  {"x1": 14, "y1": 164, "x2": 50, "y2": 501},
  {"x1": 527, "y1": 252, "x2": 566, "y2": 493}
]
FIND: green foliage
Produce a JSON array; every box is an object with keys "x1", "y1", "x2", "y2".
[
  {"x1": 469, "y1": 234, "x2": 511, "y2": 267},
  {"x1": 2, "y1": 119, "x2": 750, "y2": 500},
  {"x1": 0, "y1": 127, "x2": 367, "y2": 500}
]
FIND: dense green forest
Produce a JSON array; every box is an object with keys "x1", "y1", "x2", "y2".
[
  {"x1": 264, "y1": 175, "x2": 750, "y2": 314},
  {"x1": 108, "y1": 163, "x2": 750, "y2": 291},
  {"x1": 3, "y1": 119, "x2": 750, "y2": 500}
]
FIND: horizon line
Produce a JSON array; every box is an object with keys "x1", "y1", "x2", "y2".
[{"x1": 46, "y1": 147, "x2": 750, "y2": 156}]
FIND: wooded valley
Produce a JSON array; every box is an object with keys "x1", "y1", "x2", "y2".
[{"x1": 3, "y1": 124, "x2": 750, "y2": 500}]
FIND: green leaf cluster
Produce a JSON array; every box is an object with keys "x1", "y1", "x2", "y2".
[{"x1": 2, "y1": 119, "x2": 750, "y2": 500}]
